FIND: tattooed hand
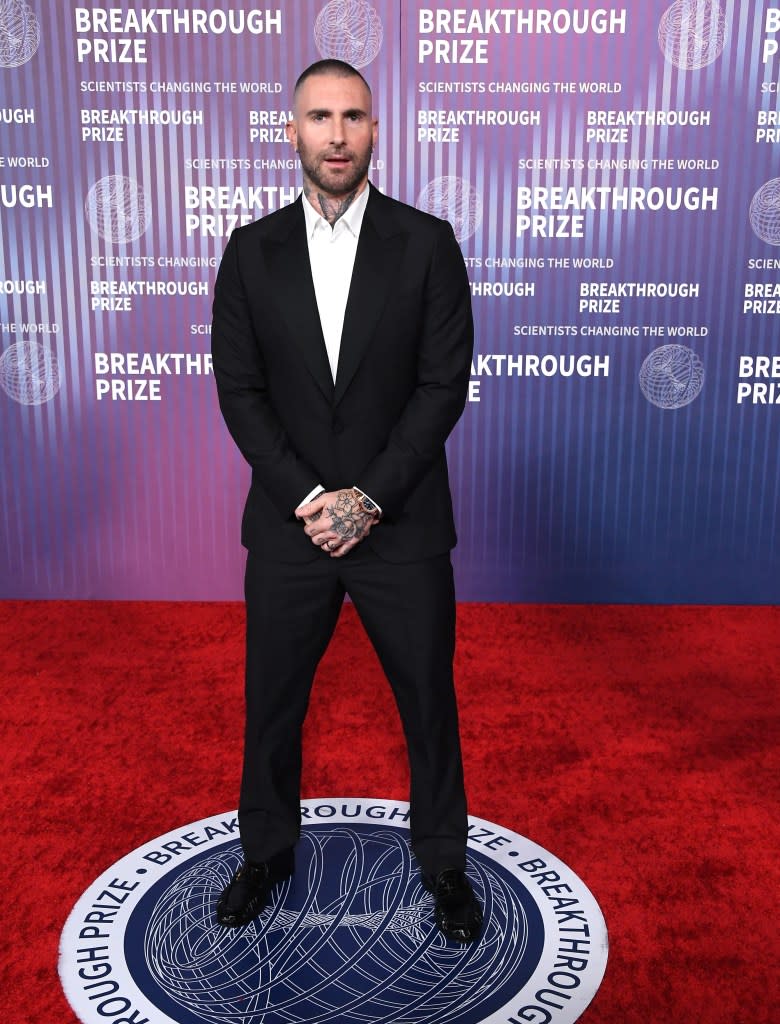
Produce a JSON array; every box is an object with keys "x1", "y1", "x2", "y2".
[{"x1": 295, "y1": 488, "x2": 380, "y2": 558}]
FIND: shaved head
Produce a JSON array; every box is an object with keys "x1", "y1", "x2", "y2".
[{"x1": 293, "y1": 59, "x2": 371, "y2": 110}]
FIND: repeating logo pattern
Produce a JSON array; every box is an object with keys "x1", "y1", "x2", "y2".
[
  {"x1": 0, "y1": 0, "x2": 40, "y2": 67},
  {"x1": 314, "y1": 0, "x2": 383, "y2": 69},
  {"x1": 60, "y1": 801, "x2": 608, "y2": 1024},
  {"x1": 0, "y1": 339, "x2": 60, "y2": 404},
  {"x1": 417, "y1": 177, "x2": 483, "y2": 242},
  {"x1": 639, "y1": 344, "x2": 705, "y2": 409},
  {"x1": 749, "y1": 178, "x2": 780, "y2": 246},
  {"x1": 658, "y1": 0, "x2": 727, "y2": 70},
  {"x1": 85, "y1": 175, "x2": 151, "y2": 244}
]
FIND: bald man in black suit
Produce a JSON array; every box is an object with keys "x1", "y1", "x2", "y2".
[{"x1": 211, "y1": 59, "x2": 481, "y2": 943}]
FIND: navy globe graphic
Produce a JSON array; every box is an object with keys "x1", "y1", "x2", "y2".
[{"x1": 125, "y1": 825, "x2": 543, "y2": 1024}]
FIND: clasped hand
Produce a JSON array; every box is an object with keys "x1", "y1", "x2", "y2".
[{"x1": 295, "y1": 488, "x2": 379, "y2": 558}]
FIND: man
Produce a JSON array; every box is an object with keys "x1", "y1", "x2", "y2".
[{"x1": 210, "y1": 59, "x2": 480, "y2": 943}]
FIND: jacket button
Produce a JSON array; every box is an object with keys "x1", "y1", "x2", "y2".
[{"x1": 332, "y1": 417, "x2": 344, "y2": 434}]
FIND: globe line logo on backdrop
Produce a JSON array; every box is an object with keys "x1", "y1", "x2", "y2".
[
  {"x1": 639, "y1": 344, "x2": 705, "y2": 409},
  {"x1": 0, "y1": 0, "x2": 40, "y2": 67},
  {"x1": 59, "y1": 800, "x2": 608, "y2": 1024},
  {"x1": 0, "y1": 339, "x2": 60, "y2": 404},
  {"x1": 658, "y1": 0, "x2": 727, "y2": 70},
  {"x1": 749, "y1": 179, "x2": 780, "y2": 246},
  {"x1": 417, "y1": 177, "x2": 483, "y2": 243},
  {"x1": 85, "y1": 175, "x2": 151, "y2": 244},
  {"x1": 314, "y1": 0, "x2": 383, "y2": 68}
]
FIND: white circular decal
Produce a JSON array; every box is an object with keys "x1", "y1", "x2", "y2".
[{"x1": 60, "y1": 800, "x2": 608, "y2": 1024}]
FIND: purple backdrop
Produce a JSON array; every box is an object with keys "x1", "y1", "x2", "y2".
[{"x1": 1, "y1": 1, "x2": 778, "y2": 602}]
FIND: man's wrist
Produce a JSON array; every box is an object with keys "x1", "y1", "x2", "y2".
[{"x1": 352, "y1": 487, "x2": 382, "y2": 519}]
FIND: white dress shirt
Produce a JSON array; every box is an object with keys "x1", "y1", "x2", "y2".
[
  {"x1": 296, "y1": 186, "x2": 380, "y2": 515},
  {"x1": 302, "y1": 184, "x2": 369, "y2": 383}
]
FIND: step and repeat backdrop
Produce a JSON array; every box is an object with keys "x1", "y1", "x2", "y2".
[{"x1": 1, "y1": 1, "x2": 779, "y2": 601}]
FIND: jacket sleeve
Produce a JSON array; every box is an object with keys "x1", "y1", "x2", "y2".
[
  {"x1": 355, "y1": 219, "x2": 474, "y2": 518},
  {"x1": 211, "y1": 229, "x2": 320, "y2": 519}
]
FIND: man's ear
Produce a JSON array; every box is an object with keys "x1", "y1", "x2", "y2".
[{"x1": 285, "y1": 121, "x2": 297, "y2": 150}]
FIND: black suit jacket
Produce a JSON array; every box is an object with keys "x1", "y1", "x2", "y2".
[{"x1": 211, "y1": 184, "x2": 474, "y2": 563}]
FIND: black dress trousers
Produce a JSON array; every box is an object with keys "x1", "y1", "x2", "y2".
[{"x1": 239, "y1": 543, "x2": 468, "y2": 877}]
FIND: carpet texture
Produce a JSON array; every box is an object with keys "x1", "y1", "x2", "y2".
[{"x1": 1, "y1": 600, "x2": 778, "y2": 1023}]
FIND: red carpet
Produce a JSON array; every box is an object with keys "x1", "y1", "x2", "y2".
[{"x1": 1, "y1": 600, "x2": 778, "y2": 1023}]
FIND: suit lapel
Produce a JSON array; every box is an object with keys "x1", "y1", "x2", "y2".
[
  {"x1": 334, "y1": 186, "x2": 407, "y2": 406},
  {"x1": 260, "y1": 189, "x2": 407, "y2": 407},
  {"x1": 261, "y1": 199, "x2": 334, "y2": 402}
]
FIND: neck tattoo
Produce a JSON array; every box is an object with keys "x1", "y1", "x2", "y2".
[{"x1": 305, "y1": 185, "x2": 359, "y2": 228}]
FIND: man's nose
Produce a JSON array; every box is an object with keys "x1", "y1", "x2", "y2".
[{"x1": 329, "y1": 117, "x2": 346, "y2": 144}]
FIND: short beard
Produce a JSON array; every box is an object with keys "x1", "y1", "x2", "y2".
[{"x1": 299, "y1": 142, "x2": 372, "y2": 198}]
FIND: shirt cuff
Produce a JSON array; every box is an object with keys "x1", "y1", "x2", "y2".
[
  {"x1": 297, "y1": 484, "x2": 324, "y2": 510},
  {"x1": 353, "y1": 486, "x2": 382, "y2": 517}
]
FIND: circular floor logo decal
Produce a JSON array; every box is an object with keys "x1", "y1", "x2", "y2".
[{"x1": 60, "y1": 799, "x2": 608, "y2": 1024}]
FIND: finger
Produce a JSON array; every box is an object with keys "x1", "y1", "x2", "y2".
[
  {"x1": 305, "y1": 517, "x2": 333, "y2": 538},
  {"x1": 295, "y1": 495, "x2": 328, "y2": 520},
  {"x1": 312, "y1": 530, "x2": 339, "y2": 547},
  {"x1": 324, "y1": 536, "x2": 348, "y2": 554}
]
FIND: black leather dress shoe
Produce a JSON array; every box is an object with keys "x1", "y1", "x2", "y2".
[
  {"x1": 422, "y1": 868, "x2": 483, "y2": 943},
  {"x1": 216, "y1": 848, "x2": 294, "y2": 928}
]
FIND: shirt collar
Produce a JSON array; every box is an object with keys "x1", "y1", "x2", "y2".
[{"x1": 302, "y1": 182, "x2": 370, "y2": 239}]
